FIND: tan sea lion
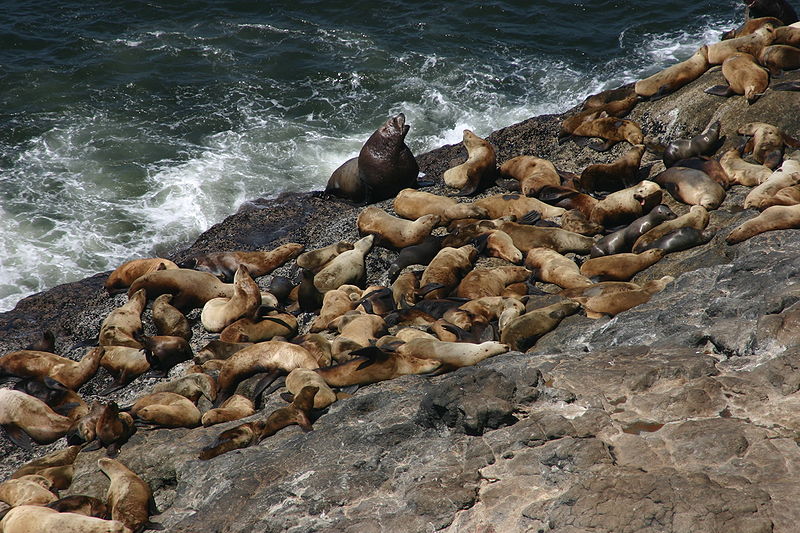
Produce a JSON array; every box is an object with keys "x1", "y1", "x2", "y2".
[
  {"x1": 0, "y1": 505, "x2": 132, "y2": 533},
  {"x1": 419, "y1": 245, "x2": 478, "y2": 299},
  {"x1": 744, "y1": 155, "x2": 800, "y2": 209},
  {"x1": 774, "y1": 24, "x2": 800, "y2": 46},
  {"x1": 293, "y1": 334, "x2": 334, "y2": 368},
  {"x1": 761, "y1": 183, "x2": 800, "y2": 207},
  {"x1": 201, "y1": 265, "x2": 262, "y2": 333},
  {"x1": 635, "y1": 45, "x2": 711, "y2": 99},
  {"x1": 99, "y1": 289, "x2": 147, "y2": 348},
  {"x1": 104, "y1": 258, "x2": 178, "y2": 294},
  {"x1": 201, "y1": 394, "x2": 255, "y2": 426},
  {"x1": 727, "y1": 203, "x2": 800, "y2": 243},
  {"x1": 285, "y1": 368, "x2": 337, "y2": 409},
  {"x1": 654, "y1": 167, "x2": 726, "y2": 209},
  {"x1": 443, "y1": 296, "x2": 525, "y2": 332},
  {"x1": 481, "y1": 229, "x2": 524, "y2": 264},
  {"x1": 706, "y1": 26, "x2": 776, "y2": 64},
  {"x1": 357, "y1": 207, "x2": 439, "y2": 249},
  {"x1": 391, "y1": 270, "x2": 420, "y2": 309},
  {"x1": 500, "y1": 300, "x2": 581, "y2": 352},
  {"x1": 180, "y1": 242, "x2": 304, "y2": 282},
  {"x1": 589, "y1": 180, "x2": 663, "y2": 227},
  {"x1": 151, "y1": 294, "x2": 191, "y2": 340},
  {"x1": 92, "y1": 402, "x2": 136, "y2": 457},
  {"x1": 315, "y1": 349, "x2": 440, "y2": 387},
  {"x1": 216, "y1": 341, "x2": 319, "y2": 398},
  {"x1": 632, "y1": 205, "x2": 710, "y2": 253},
  {"x1": 563, "y1": 276, "x2": 674, "y2": 318},
  {"x1": 11, "y1": 445, "x2": 81, "y2": 479},
  {"x1": 127, "y1": 268, "x2": 236, "y2": 311},
  {"x1": 455, "y1": 266, "x2": 530, "y2": 299},
  {"x1": 570, "y1": 117, "x2": 645, "y2": 151},
  {"x1": 580, "y1": 144, "x2": 645, "y2": 193},
  {"x1": 662, "y1": 120, "x2": 723, "y2": 168},
  {"x1": 397, "y1": 338, "x2": 508, "y2": 368},
  {"x1": 329, "y1": 313, "x2": 387, "y2": 361},
  {"x1": 313, "y1": 235, "x2": 374, "y2": 292},
  {"x1": 0, "y1": 475, "x2": 57, "y2": 507},
  {"x1": 195, "y1": 340, "x2": 252, "y2": 364},
  {"x1": 580, "y1": 249, "x2": 666, "y2": 281},
  {"x1": 309, "y1": 286, "x2": 362, "y2": 332},
  {"x1": 719, "y1": 148, "x2": 774, "y2": 186},
  {"x1": 559, "y1": 89, "x2": 639, "y2": 140},
  {"x1": 560, "y1": 209, "x2": 605, "y2": 236},
  {"x1": 152, "y1": 373, "x2": 217, "y2": 403},
  {"x1": 219, "y1": 312, "x2": 299, "y2": 343},
  {"x1": 722, "y1": 17, "x2": 783, "y2": 39},
  {"x1": 296, "y1": 242, "x2": 354, "y2": 273},
  {"x1": 474, "y1": 193, "x2": 566, "y2": 219},
  {"x1": 524, "y1": 248, "x2": 593, "y2": 289},
  {"x1": 705, "y1": 52, "x2": 769, "y2": 103},
  {"x1": 0, "y1": 389, "x2": 73, "y2": 448},
  {"x1": 478, "y1": 219, "x2": 595, "y2": 254},
  {"x1": 98, "y1": 457, "x2": 160, "y2": 533},
  {"x1": 498, "y1": 156, "x2": 561, "y2": 195},
  {"x1": 739, "y1": 122, "x2": 800, "y2": 169},
  {"x1": 757, "y1": 44, "x2": 800, "y2": 74},
  {"x1": 130, "y1": 392, "x2": 201, "y2": 428},
  {"x1": 0, "y1": 347, "x2": 102, "y2": 390},
  {"x1": 443, "y1": 129, "x2": 497, "y2": 195},
  {"x1": 393, "y1": 189, "x2": 488, "y2": 224},
  {"x1": 99, "y1": 346, "x2": 149, "y2": 394}
]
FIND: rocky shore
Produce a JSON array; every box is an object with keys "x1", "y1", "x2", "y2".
[{"x1": 1, "y1": 64, "x2": 800, "y2": 532}]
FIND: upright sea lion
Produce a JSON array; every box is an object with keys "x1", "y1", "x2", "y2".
[
  {"x1": 357, "y1": 207, "x2": 439, "y2": 249},
  {"x1": 719, "y1": 148, "x2": 774, "y2": 186},
  {"x1": 498, "y1": 156, "x2": 561, "y2": 195},
  {"x1": 393, "y1": 189, "x2": 488, "y2": 224},
  {"x1": 104, "y1": 258, "x2": 178, "y2": 294},
  {"x1": 130, "y1": 392, "x2": 201, "y2": 428},
  {"x1": 727, "y1": 203, "x2": 800, "y2": 243},
  {"x1": 201, "y1": 395, "x2": 255, "y2": 426},
  {"x1": 635, "y1": 46, "x2": 711, "y2": 99},
  {"x1": 219, "y1": 312, "x2": 298, "y2": 343},
  {"x1": 0, "y1": 475, "x2": 57, "y2": 507},
  {"x1": 386, "y1": 235, "x2": 443, "y2": 281},
  {"x1": 654, "y1": 167, "x2": 726, "y2": 209},
  {"x1": 0, "y1": 389, "x2": 73, "y2": 448},
  {"x1": 525, "y1": 248, "x2": 593, "y2": 289},
  {"x1": 201, "y1": 265, "x2": 262, "y2": 333},
  {"x1": 0, "y1": 347, "x2": 102, "y2": 390},
  {"x1": 455, "y1": 266, "x2": 530, "y2": 299},
  {"x1": 663, "y1": 121, "x2": 723, "y2": 168},
  {"x1": 632, "y1": 205, "x2": 710, "y2": 253},
  {"x1": 391, "y1": 270, "x2": 420, "y2": 309},
  {"x1": 500, "y1": 300, "x2": 581, "y2": 352},
  {"x1": 325, "y1": 113, "x2": 419, "y2": 204},
  {"x1": 128, "y1": 268, "x2": 236, "y2": 311},
  {"x1": 589, "y1": 180, "x2": 663, "y2": 227},
  {"x1": 705, "y1": 52, "x2": 769, "y2": 103},
  {"x1": 93, "y1": 402, "x2": 136, "y2": 457},
  {"x1": 474, "y1": 193, "x2": 566, "y2": 219},
  {"x1": 419, "y1": 245, "x2": 478, "y2": 299},
  {"x1": 590, "y1": 204, "x2": 676, "y2": 257},
  {"x1": 745, "y1": 0, "x2": 798, "y2": 25},
  {"x1": 313, "y1": 235, "x2": 374, "y2": 292},
  {"x1": 0, "y1": 505, "x2": 132, "y2": 533},
  {"x1": 151, "y1": 294, "x2": 191, "y2": 340},
  {"x1": 569, "y1": 117, "x2": 645, "y2": 152},
  {"x1": 739, "y1": 122, "x2": 800, "y2": 169},
  {"x1": 706, "y1": 26, "x2": 776, "y2": 64},
  {"x1": 99, "y1": 289, "x2": 147, "y2": 349},
  {"x1": 443, "y1": 129, "x2": 497, "y2": 196},
  {"x1": 757, "y1": 44, "x2": 800, "y2": 74},
  {"x1": 296, "y1": 242, "x2": 355, "y2": 273},
  {"x1": 580, "y1": 249, "x2": 666, "y2": 281},
  {"x1": 98, "y1": 458, "x2": 160, "y2": 533},
  {"x1": 580, "y1": 144, "x2": 646, "y2": 193},
  {"x1": 179, "y1": 243, "x2": 304, "y2": 282}
]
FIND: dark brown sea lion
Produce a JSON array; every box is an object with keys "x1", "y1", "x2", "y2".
[
  {"x1": 139, "y1": 335, "x2": 193, "y2": 377},
  {"x1": 722, "y1": 17, "x2": 784, "y2": 39},
  {"x1": 663, "y1": 121, "x2": 723, "y2": 168},
  {"x1": 24, "y1": 330, "x2": 55, "y2": 353},
  {"x1": 127, "y1": 268, "x2": 235, "y2": 311},
  {"x1": 580, "y1": 144, "x2": 645, "y2": 193},
  {"x1": 632, "y1": 205, "x2": 710, "y2": 253},
  {"x1": 500, "y1": 300, "x2": 581, "y2": 352},
  {"x1": 590, "y1": 204, "x2": 676, "y2": 257},
  {"x1": 745, "y1": 0, "x2": 798, "y2": 25},
  {"x1": 635, "y1": 227, "x2": 711, "y2": 254},
  {"x1": 443, "y1": 129, "x2": 497, "y2": 196},
  {"x1": 325, "y1": 113, "x2": 419, "y2": 204},
  {"x1": 47, "y1": 495, "x2": 110, "y2": 518}
]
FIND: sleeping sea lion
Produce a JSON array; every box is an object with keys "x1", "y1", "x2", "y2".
[
  {"x1": 635, "y1": 46, "x2": 711, "y2": 100},
  {"x1": 180, "y1": 243, "x2": 304, "y2": 282},
  {"x1": 357, "y1": 207, "x2": 439, "y2": 249},
  {"x1": 580, "y1": 144, "x2": 645, "y2": 193},
  {"x1": 393, "y1": 189, "x2": 488, "y2": 225},
  {"x1": 705, "y1": 52, "x2": 770, "y2": 103},
  {"x1": 498, "y1": 156, "x2": 561, "y2": 196},
  {"x1": 663, "y1": 121, "x2": 723, "y2": 168},
  {"x1": 104, "y1": 258, "x2": 178, "y2": 294},
  {"x1": 727, "y1": 203, "x2": 800, "y2": 243},
  {"x1": 0, "y1": 505, "x2": 131, "y2": 533},
  {"x1": 654, "y1": 167, "x2": 726, "y2": 209}
]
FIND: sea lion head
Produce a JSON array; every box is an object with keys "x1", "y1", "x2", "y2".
[{"x1": 381, "y1": 113, "x2": 409, "y2": 141}]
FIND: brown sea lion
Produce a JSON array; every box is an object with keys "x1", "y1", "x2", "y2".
[
  {"x1": 719, "y1": 148, "x2": 774, "y2": 186},
  {"x1": 0, "y1": 475, "x2": 57, "y2": 507},
  {"x1": 99, "y1": 289, "x2": 147, "y2": 348},
  {"x1": 722, "y1": 17, "x2": 783, "y2": 39},
  {"x1": 201, "y1": 265, "x2": 262, "y2": 333},
  {"x1": 92, "y1": 402, "x2": 136, "y2": 457},
  {"x1": 663, "y1": 121, "x2": 723, "y2": 168},
  {"x1": 563, "y1": 276, "x2": 674, "y2": 318},
  {"x1": 654, "y1": 167, "x2": 726, "y2": 209},
  {"x1": 180, "y1": 243, "x2": 304, "y2": 282},
  {"x1": 635, "y1": 46, "x2": 711, "y2": 99},
  {"x1": 0, "y1": 505, "x2": 132, "y2": 533},
  {"x1": 455, "y1": 266, "x2": 530, "y2": 299},
  {"x1": 0, "y1": 347, "x2": 102, "y2": 390},
  {"x1": 391, "y1": 270, "x2": 420, "y2": 309},
  {"x1": 773, "y1": 24, "x2": 800, "y2": 46},
  {"x1": 151, "y1": 294, "x2": 191, "y2": 340},
  {"x1": 315, "y1": 349, "x2": 440, "y2": 387},
  {"x1": 0, "y1": 389, "x2": 73, "y2": 448},
  {"x1": 443, "y1": 296, "x2": 525, "y2": 332},
  {"x1": 580, "y1": 144, "x2": 646, "y2": 193},
  {"x1": 127, "y1": 268, "x2": 235, "y2": 311},
  {"x1": 727, "y1": 203, "x2": 800, "y2": 243},
  {"x1": 130, "y1": 392, "x2": 201, "y2": 428},
  {"x1": 739, "y1": 122, "x2": 800, "y2": 169},
  {"x1": 761, "y1": 183, "x2": 800, "y2": 207},
  {"x1": 195, "y1": 340, "x2": 252, "y2": 364},
  {"x1": 11, "y1": 445, "x2": 80, "y2": 479},
  {"x1": 590, "y1": 180, "x2": 663, "y2": 227},
  {"x1": 525, "y1": 248, "x2": 593, "y2": 289},
  {"x1": 47, "y1": 495, "x2": 109, "y2": 518},
  {"x1": 99, "y1": 346, "x2": 149, "y2": 394},
  {"x1": 479, "y1": 230, "x2": 524, "y2": 264},
  {"x1": 419, "y1": 245, "x2": 478, "y2": 299},
  {"x1": 24, "y1": 330, "x2": 55, "y2": 353},
  {"x1": 104, "y1": 258, "x2": 178, "y2": 294},
  {"x1": 443, "y1": 129, "x2": 497, "y2": 196},
  {"x1": 568, "y1": 117, "x2": 645, "y2": 152},
  {"x1": 480, "y1": 219, "x2": 596, "y2": 255},
  {"x1": 500, "y1": 300, "x2": 581, "y2": 352},
  {"x1": 560, "y1": 89, "x2": 639, "y2": 140},
  {"x1": 558, "y1": 209, "x2": 605, "y2": 236},
  {"x1": 744, "y1": 154, "x2": 800, "y2": 208},
  {"x1": 314, "y1": 235, "x2": 374, "y2": 292},
  {"x1": 499, "y1": 156, "x2": 561, "y2": 195},
  {"x1": 632, "y1": 205, "x2": 710, "y2": 253},
  {"x1": 152, "y1": 373, "x2": 217, "y2": 403},
  {"x1": 329, "y1": 313, "x2": 387, "y2": 361},
  {"x1": 219, "y1": 312, "x2": 298, "y2": 343},
  {"x1": 393, "y1": 189, "x2": 488, "y2": 224},
  {"x1": 357, "y1": 207, "x2": 439, "y2": 249},
  {"x1": 201, "y1": 394, "x2": 255, "y2": 426},
  {"x1": 139, "y1": 334, "x2": 193, "y2": 377},
  {"x1": 98, "y1": 457, "x2": 160, "y2": 533},
  {"x1": 580, "y1": 249, "x2": 666, "y2": 281},
  {"x1": 757, "y1": 44, "x2": 800, "y2": 74},
  {"x1": 285, "y1": 368, "x2": 337, "y2": 409},
  {"x1": 705, "y1": 52, "x2": 769, "y2": 103},
  {"x1": 309, "y1": 286, "x2": 362, "y2": 332},
  {"x1": 296, "y1": 242, "x2": 354, "y2": 273},
  {"x1": 474, "y1": 193, "x2": 566, "y2": 219},
  {"x1": 706, "y1": 26, "x2": 776, "y2": 64}
]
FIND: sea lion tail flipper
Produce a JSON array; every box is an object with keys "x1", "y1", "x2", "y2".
[
  {"x1": 293, "y1": 386, "x2": 319, "y2": 413},
  {"x1": 279, "y1": 392, "x2": 294, "y2": 403},
  {"x1": 416, "y1": 174, "x2": 435, "y2": 188},
  {"x1": 772, "y1": 80, "x2": 800, "y2": 92},
  {"x1": 572, "y1": 136, "x2": 591, "y2": 148},
  {"x1": 440, "y1": 322, "x2": 478, "y2": 343},
  {"x1": 2, "y1": 424, "x2": 33, "y2": 450},
  {"x1": 704, "y1": 85, "x2": 735, "y2": 97},
  {"x1": 645, "y1": 141, "x2": 666, "y2": 155},
  {"x1": 518, "y1": 210, "x2": 542, "y2": 225},
  {"x1": 417, "y1": 283, "x2": 446, "y2": 297},
  {"x1": 255, "y1": 376, "x2": 287, "y2": 409},
  {"x1": 251, "y1": 370, "x2": 284, "y2": 405},
  {"x1": 350, "y1": 346, "x2": 391, "y2": 370}
]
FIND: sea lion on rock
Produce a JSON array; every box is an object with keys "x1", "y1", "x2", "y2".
[
  {"x1": 719, "y1": 148, "x2": 774, "y2": 186},
  {"x1": 296, "y1": 242, "x2": 354, "y2": 273},
  {"x1": 632, "y1": 205, "x2": 710, "y2": 253},
  {"x1": 0, "y1": 505, "x2": 132, "y2": 533},
  {"x1": 774, "y1": 24, "x2": 800, "y2": 46},
  {"x1": 569, "y1": 117, "x2": 645, "y2": 152},
  {"x1": 219, "y1": 312, "x2": 298, "y2": 343},
  {"x1": 139, "y1": 334, "x2": 193, "y2": 377},
  {"x1": 561, "y1": 276, "x2": 674, "y2": 318},
  {"x1": 525, "y1": 248, "x2": 593, "y2": 289},
  {"x1": 705, "y1": 52, "x2": 770, "y2": 103},
  {"x1": 637, "y1": 227, "x2": 711, "y2": 254},
  {"x1": 0, "y1": 475, "x2": 57, "y2": 507},
  {"x1": 315, "y1": 350, "x2": 439, "y2": 388},
  {"x1": 635, "y1": 46, "x2": 711, "y2": 99},
  {"x1": 325, "y1": 113, "x2": 419, "y2": 204},
  {"x1": 580, "y1": 144, "x2": 646, "y2": 193},
  {"x1": 706, "y1": 26, "x2": 776, "y2": 64},
  {"x1": 455, "y1": 266, "x2": 530, "y2": 299},
  {"x1": 309, "y1": 286, "x2": 362, "y2": 332},
  {"x1": 722, "y1": 17, "x2": 783, "y2": 39},
  {"x1": 419, "y1": 245, "x2": 478, "y2": 299},
  {"x1": 589, "y1": 180, "x2": 663, "y2": 227},
  {"x1": 559, "y1": 209, "x2": 605, "y2": 236},
  {"x1": 357, "y1": 207, "x2": 439, "y2": 249},
  {"x1": 152, "y1": 373, "x2": 217, "y2": 404},
  {"x1": 590, "y1": 204, "x2": 676, "y2": 257},
  {"x1": 474, "y1": 193, "x2": 566, "y2": 220},
  {"x1": 46, "y1": 495, "x2": 109, "y2": 518},
  {"x1": 0, "y1": 389, "x2": 73, "y2": 448},
  {"x1": 98, "y1": 458, "x2": 160, "y2": 533},
  {"x1": 761, "y1": 183, "x2": 800, "y2": 207},
  {"x1": 663, "y1": 121, "x2": 723, "y2": 168},
  {"x1": 393, "y1": 189, "x2": 488, "y2": 225},
  {"x1": 313, "y1": 235, "x2": 373, "y2": 292},
  {"x1": 386, "y1": 235, "x2": 443, "y2": 282},
  {"x1": 397, "y1": 338, "x2": 508, "y2": 369},
  {"x1": 201, "y1": 265, "x2": 262, "y2": 333},
  {"x1": 0, "y1": 347, "x2": 102, "y2": 390},
  {"x1": 580, "y1": 249, "x2": 666, "y2": 281},
  {"x1": 500, "y1": 300, "x2": 581, "y2": 352},
  {"x1": 329, "y1": 313, "x2": 387, "y2": 361},
  {"x1": 499, "y1": 156, "x2": 561, "y2": 195},
  {"x1": 180, "y1": 243, "x2": 303, "y2": 282},
  {"x1": 757, "y1": 44, "x2": 800, "y2": 74},
  {"x1": 104, "y1": 258, "x2": 178, "y2": 294},
  {"x1": 130, "y1": 392, "x2": 201, "y2": 428},
  {"x1": 285, "y1": 368, "x2": 337, "y2": 409},
  {"x1": 128, "y1": 268, "x2": 236, "y2": 311},
  {"x1": 152, "y1": 294, "x2": 191, "y2": 340},
  {"x1": 744, "y1": 154, "x2": 800, "y2": 209},
  {"x1": 195, "y1": 340, "x2": 252, "y2": 364},
  {"x1": 727, "y1": 203, "x2": 800, "y2": 243},
  {"x1": 739, "y1": 122, "x2": 800, "y2": 169},
  {"x1": 654, "y1": 167, "x2": 726, "y2": 209},
  {"x1": 444, "y1": 129, "x2": 497, "y2": 195},
  {"x1": 201, "y1": 395, "x2": 255, "y2": 426},
  {"x1": 99, "y1": 346, "x2": 149, "y2": 394},
  {"x1": 99, "y1": 289, "x2": 147, "y2": 349}
]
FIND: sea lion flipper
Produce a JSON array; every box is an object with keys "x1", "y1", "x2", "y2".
[
  {"x1": 52, "y1": 402, "x2": 80, "y2": 417},
  {"x1": 2, "y1": 424, "x2": 33, "y2": 450},
  {"x1": 251, "y1": 370, "x2": 284, "y2": 405},
  {"x1": 350, "y1": 346, "x2": 391, "y2": 370},
  {"x1": 772, "y1": 80, "x2": 800, "y2": 92},
  {"x1": 704, "y1": 85, "x2": 735, "y2": 97},
  {"x1": 82, "y1": 440, "x2": 102, "y2": 452},
  {"x1": 518, "y1": 210, "x2": 542, "y2": 225}
]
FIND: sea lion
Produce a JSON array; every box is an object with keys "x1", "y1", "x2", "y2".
[
  {"x1": 99, "y1": 346, "x2": 149, "y2": 394},
  {"x1": 99, "y1": 289, "x2": 147, "y2": 349},
  {"x1": 356, "y1": 207, "x2": 439, "y2": 249},
  {"x1": 386, "y1": 235, "x2": 443, "y2": 281},
  {"x1": 329, "y1": 313, "x2": 387, "y2": 361},
  {"x1": 589, "y1": 180, "x2": 663, "y2": 227},
  {"x1": 0, "y1": 347, "x2": 102, "y2": 390},
  {"x1": 719, "y1": 148, "x2": 774, "y2": 186},
  {"x1": 309, "y1": 286, "x2": 362, "y2": 333},
  {"x1": 355, "y1": 286, "x2": 396, "y2": 316},
  {"x1": 669, "y1": 156, "x2": 731, "y2": 189},
  {"x1": 524, "y1": 248, "x2": 593, "y2": 289},
  {"x1": 757, "y1": 44, "x2": 800, "y2": 74},
  {"x1": 92, "y1": 402, "x2": 136, "y2": 457},
  {"x1": 397, "y1": 338, "x2": 508, "y2": 368},
  {"x1": 590, "y1": 204, "x2": 677, "y2": 257},
  {"x1": 559, "y1": 89, "x2": 639, "y2": 140},
  {"x1": 127, "y1": 268, "x2": 236, "y2": 311},
  {"x1": 219, "y1": 312, "x2": 298, "y2": 343},
  {"x1": 744, "y1": 154, "x2": 800, "y2": 209},
  {"x1": 722, "y1": 17, "x2": 784, "y2": 39},
  {"x1": 474, "y1": 193, "x2": 566, "y2": 219},
  {"x1": 179, "y1": 243, "x2": 304, "y2": 282},
  {"x1": 498, "y1": 156, "x2": 561, "y2": 195},
  {"x1": 326, "y1": 113, "x2": 419, "y2": 204},
  {"x1": 727, "y1": 203, "x2": 800, "y2": 243},
  {"x1": 635, "y1": 45, "x2": 711, "y2": 99},
  {"x1": 0, "y1": 389, "x2": 73, "y2": 448},
  {"x1": 568, "y1": 117, "x2": 645, "y2": 152},
  {"x1": 455, "y1": 266, "x2": 530, "y2": 299},
  {"x1": 537, "y1": 185, "x2": 600, "y2": 218},
  {"x1": 152, "y1": 373, "x2": 217, "y2": 404},
  {"x1": 443, "y1": 296, "x2": 525, "y2": 332},
  {"x1": 739, "y1": 122, "x2": 800, "y2": 169},
  {"x1": 559, "y1": 209, "x2": 605, "y2": 236},
  {"x1": 313, "y1": 235, "x2": 374, "y2": 292},
  {"x1": 139, "y1": 334, "x2": 193, "y2": 377},
  {"x1": 11, "y1": 445, "x2": 81, "y2": 479},
  {"x1": 562, "y1": 276, "x2": 674, "y2": 318},
  {"x1": 296, "y1": 242, "x2": 354, "y2": 273},
  {"x1": 480, "y1": 219, "x2": 596, "y2": 255},
  {"x1": 25, "y1": 330, "x2": 55, "y2": 352},
  {"x1": 98, "y1": 457, "x2": 160, "y2": 533},
  {"x1": 632, "y1": 205, "x2": 710, "y2": 253},
  {"x1": 580, "y1": 144, "x2": 646, "y2": 193},
  {"x1": 500, "y1": 300, "x2": 581, "y2": 352},
  {"x1": 130, "y1": 392, "x2": 201, "y2": 428},
  {"x1": 654, "y1": 167, "x2": 726, "y2": 209},
  {"x1": 198, "y1": 386, "x2": 318, "y2": 460},
  {"x1": 393, "y1": 189, "x2": 488, "y2": 224},
  {"x1": 201, "y1": 265, "x2": 262, "y2": 333},
  {"x1": 443, "y1": 129, "x2": 497, "y2": 195},
  {"x1": 195, "y1": 340, "x2": 252, "y2": 364},
  {"x1": 419, "y1": 244, "x2": 478, "y2": 299},
  {"x1": 580, "y1": 249, "x2": 666, "y2": 281},
  {"x1": 201, "y1": 395, "x2": 255, "y2": 426},
  {"x1": 745, "y1": 0, "x2": 798, "y2": 25},
  {"x1": 761, "y1": 183, "x2": 800, "y2": 207},
  {"x1": 0, "y1": 475, "x2": 57, "y2": 507},
  {"x1": 104, "y1": 258, "x2": 179, "y2": 294},
  {"x1": 285, "y1": 368, "x2": 337, "y2": 409},
  {"x1": 46, "y1": 495, "x2": 109, "y2": 518},
  {"x1": 391, "y1": 270, "x2": 420, "y2": 309},
  {"x1": 663, "y1": 121, "x2": 723, "y2": 168},
  {"x1": 292, "y1": 334, "x2": 334, "y2": 368},
  {"x1": 774, "y1": 24, "x2": 800, "y2": 46},
  {"x1": 478, "y1": 230, "x2": 524, "y2": 264},
  {"x1": 705, "y1": 52, "x2": 769, "y2": 104},
  {"x1": 315, "y1": 349, "x2": 440, "y2": 387},
  {"x1": 705, "y1": 26, "x2": 776, "y2": 65},
  {"x1": 297, "y1": 268, "x2": 324, "y2": 313},
  {"x1": 0, "y1": 505, "x2": 132, "y2": 533},
  {"x1": 637, "y1": 227, "x2": 711, "y2": 254},
  {"x1": 151, "y1": 294, "x2": 191, "y2": 340}
]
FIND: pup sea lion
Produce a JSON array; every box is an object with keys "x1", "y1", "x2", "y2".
[
  {"x1": 0, "y1": 505, "x2": 132, "y2": 533},
  {"x1": 500, "y1": 300, "x2": 581, "y2": 352},
  {"x1": 325, "y1": 113, "x2": 419, "y2": 204},
  {"x1": 590, "y1": 204, "x2": 677, "y2": 257},
  {"x1": 219, "y1": 312, "x2": 298, "y2": 343},
  {"x1": 201, "y1": 265, "x2": 262, "y2": 333},
  {"x1": 654, "y1": 167, "x2": 726, "y2": 209},
  {"x1": 580, "y1": 249, "x2": 666, "y2": 281},
  {"x1": 739, "y1": 122, "x2": 800, "y2": 169},
  {"x1": 480, "y1": 230, "x2": 524, "y2": 264},
  {"x1": 391, "y1": 270, "x2": 420, "y2": 309},
  {"x1": 632, "y1": 205, "x2": 710, "y2": 253},
  {"x1": 719, "y1": 148, "x2": 774, "y2": 186},
  {"x1": 455, "y1": 266, "x2": 530, "y2": 299},
  {"x1": 443, "y1": 129, "x2": 497, "y2": 195},
  {"x1": 758, "y1": 44, "x2": 800, "y2": 74},
  {"x1": 705, "y1": 52, "x2": 769, "y2": 103},
  {"x1": 99, "y1": 289, "x2": 147, "y2": 349},
  {"x1": 580, "y1": 144, "x2": 645, "y2": 193},
  {"x1": 745, "y1": 0, "x2": 798, "y2": 25},
  {"x1": 498, "y1": 156, "x2": 561, "y2": 195},
  {"x1": 419, "y1": 244, "x2": 478, "y2": 299},
  {"x1": 313, "y1": 235, "x2": 374, "y2": 292},
  {"x1": 0, "y1": 347, "x2": 102, "y2": 390},
  {"x1": 727, "y1": 203, "x2": 800, "y2": 243},
  {"x1": 569, "y1": 117, "x2": 645, "y2": 152},
  {"x1": 357, "y1": 207, "x2": 439, "y2": 249},
  {"x1": 525, "y1": 248, "x2": 592, "y2": 289},
  {"x1": 474, "y1": 193, "x2": 566, "y2": 219},
  {"x1": 590, "y1": 180, "x2": 663, "y2": 227},
  {"x1": 393, "y1": 189, "x2": 488, "y2": 224},
  {"x1": 98, "y1": 457, "x2": 160, "y2": 533},
  {"x1": 201, "y1": 394, "x2": 255, "y2": 426},
  {"x1": 104, "y1": 258, "x2": 178, "y2": 294},
  {"x1": 706, "y1": 26, "x2": 776, "y2": 64},
  {"x1": 0, "y1": 475, "x2": 57, "y2": 507},
  {"x1": 635, "y1": 45, "x2": 710, "y2": 99},
  {"x1": 152, "y1": 294, "x2": 191, "y2": 340},
  {"x1": 180, "y1": 243, "x2": 304, "y2": 282},
  {"x1": 130, "y1": 392, "x2": 201, "y2": 428},
  {"x1": 663, "y1": 121, "x2": 723, "y2": 168},
  {"x1": 0, "y1": 389, "x2": 73, "y2": 448},
  {"x1": 128, "y1": 268, "x2": 236, "y2": 311},
  {"x1": 92, "y1": 402, "x2": 136, "y2": 457},
  {"x1": 25, "y1": 330, "x2": 55, "y2": 352}
]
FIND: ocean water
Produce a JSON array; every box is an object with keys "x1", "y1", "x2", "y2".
[{"x1": 0, "y1": 0, "x2": 740, "y2": 311}]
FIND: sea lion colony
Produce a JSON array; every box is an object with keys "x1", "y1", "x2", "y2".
[{"x1": 3, "y1": 7, "x2": 800, "y2": 531}]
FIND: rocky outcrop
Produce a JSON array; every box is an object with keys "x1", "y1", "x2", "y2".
[{"x1": 2, "y1": 66, "x2": 800, "y2": 532}]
